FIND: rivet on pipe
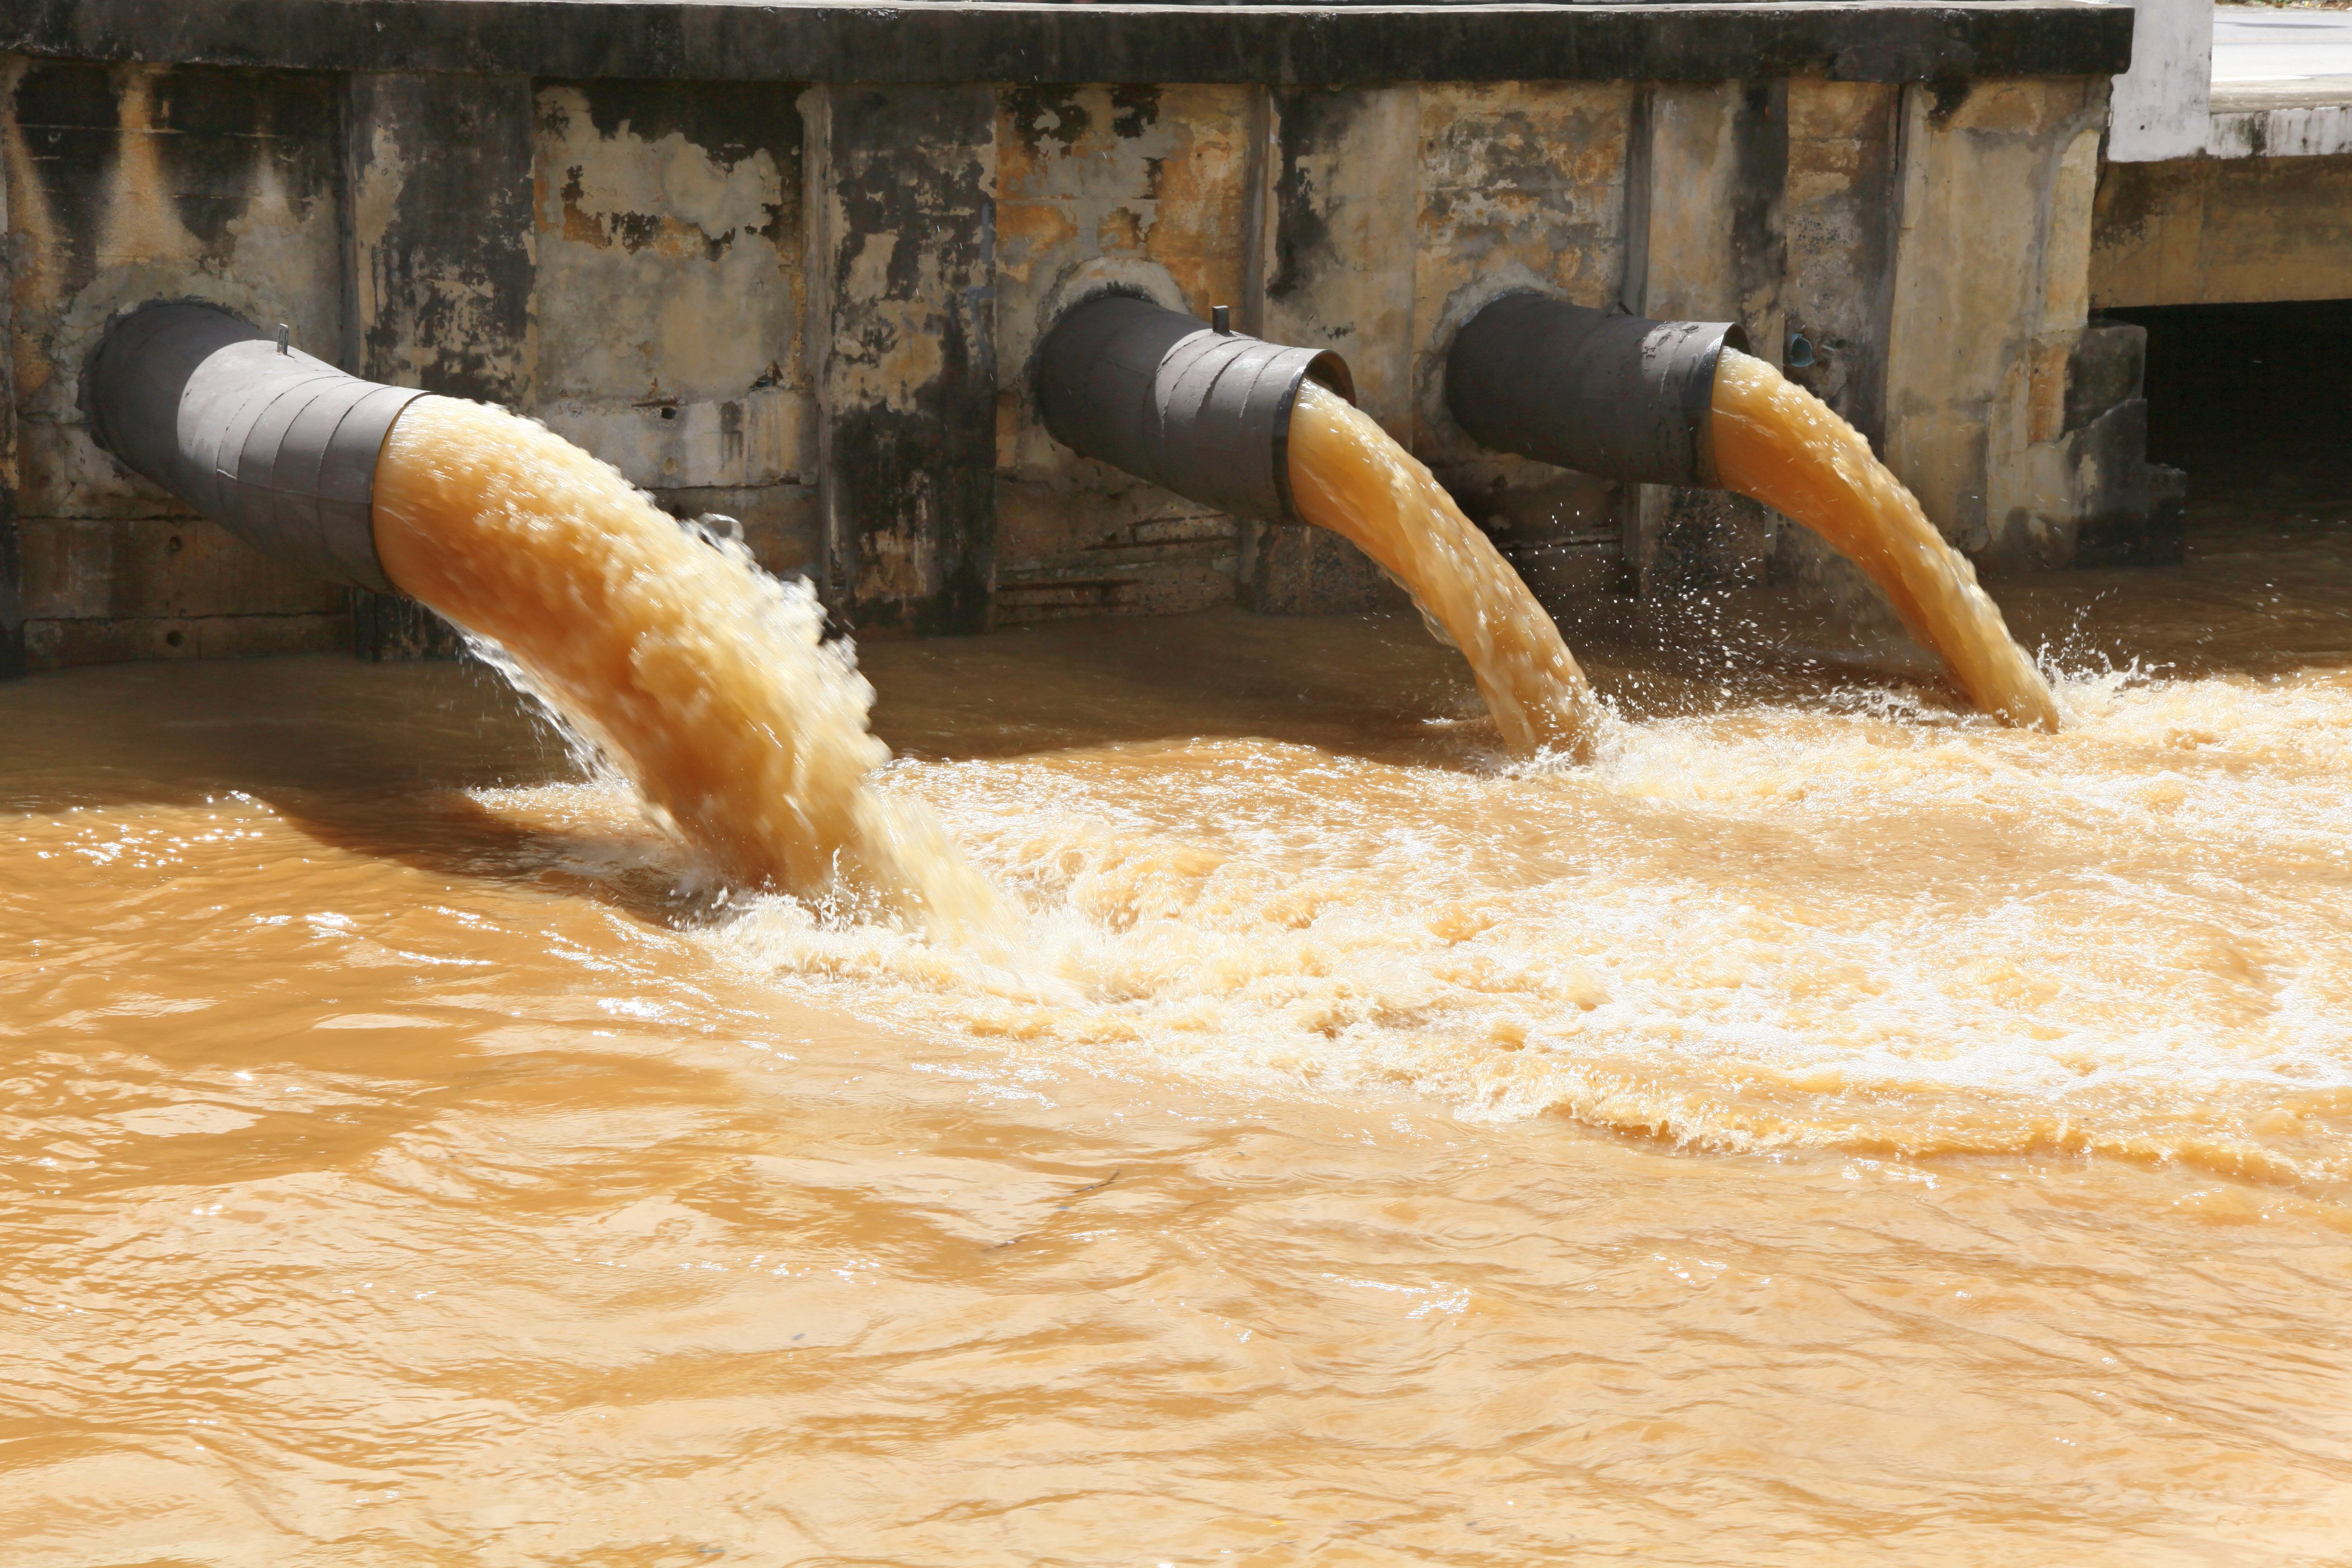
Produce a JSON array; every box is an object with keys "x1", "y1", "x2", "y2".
[
  {"x1": 275, "y1": 322, "x2": 291, "y2": 356},
  {"x1": 1211, "y1": 305, "x2": 1231, "y2": 335}
]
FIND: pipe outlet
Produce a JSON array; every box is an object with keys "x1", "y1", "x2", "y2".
[
  {"x1": 1034, "y1": 295, "x2": 1355, "y2": 526},
  {"x1": 1445, "y1": 293, "x2": 1748, "y2": 488},
  {"x1": 82, "y1": 301, "x2": 426, "y2": 593}
]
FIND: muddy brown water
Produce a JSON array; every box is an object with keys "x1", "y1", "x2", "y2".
[
  {"x1": 1711, "y1": 348, "x2": 2062, "y2": 733},
  {"x1": 1286, "y1": 380, "x2": 1605, "y2": 760},
  {"x1": 7, "y1": 488, "x2": 2352, "y2": 1559}
]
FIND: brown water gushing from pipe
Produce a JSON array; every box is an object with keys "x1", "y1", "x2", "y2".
[
  {"x1": 1710, "y1": 347, "x2": 2062, "y2": 731},
  {"x1": 1285, "y1": 380, "x2": 1606, "y2": 760},
  {"x1": 369, "y1": 395, "x2": 997, "y2": 926}
]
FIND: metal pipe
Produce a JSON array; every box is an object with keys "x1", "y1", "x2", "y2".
[
  {"x1": 1445, "y1": 293, "x2": 1748, "y2": 488},
  {"x1": 1033, "y1": 294, "x2": 1355, "y2": 526},
  {"x1": 80, "y1": 300, "x2": 426, "y2": 593}
]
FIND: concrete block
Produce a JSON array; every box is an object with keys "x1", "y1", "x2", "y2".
[
  {"x1": 2065, "y1": 322, "x2": 2145, "y2": 436},
  {"x1": 2072, "y1": 402, "x2": 2180, "y2": 567},
  {"x1": 2107, "y1": 0, "x2": 2215, "y2": 164}
]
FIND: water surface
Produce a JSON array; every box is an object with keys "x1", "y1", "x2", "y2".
[{"x1": 5, "y1": 502, "x2": 2350, "y2": 1563}]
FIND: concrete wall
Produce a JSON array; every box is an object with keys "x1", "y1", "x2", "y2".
[
  {"x1": 0, "y1": 34, "x2": 2150, "y2": 671},
  {"x1": 2091, "y1": 151, "x2": 2352, "y2": 307}
]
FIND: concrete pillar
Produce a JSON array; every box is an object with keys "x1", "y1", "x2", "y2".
[
  {"x1": 1883, "y1": 78, "x2": 2129, "y2": 567},
  {"x1": 1623, "y1": 81, "x2": 1787, "y2": 597},
  {"x1": 341, "y1": 72, "x2": 538, "y2": 659},
  {"x1": 807, "y1": 84, "x2": 998, "y2": 635},
  {"x1": 1244, "y1": 85, "x2": 1417, "y2": 615}
]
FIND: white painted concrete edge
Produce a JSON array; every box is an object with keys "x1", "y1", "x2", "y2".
[
  {"x1": 2207, "y1": 98, "x2": 2352, "y2": 157},
  {"x1": 2108, "y1": 0, "x2": 2215, "y2": 161}
]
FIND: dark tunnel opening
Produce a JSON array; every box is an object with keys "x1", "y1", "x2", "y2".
[{"x1": 2102, "y1": 297, "x2": 2352, "y2": 491}]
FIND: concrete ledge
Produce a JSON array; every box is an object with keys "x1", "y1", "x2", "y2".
[
  {"x1": 0, "y1": 0, "x2": 2133, "y2": 85},
  {"x1": 2210, "y1": 76, "x2": 2352, "y2": 159},
  {"x1": 2092, "y1": 151, "x2": 2352, "y2": 306}
]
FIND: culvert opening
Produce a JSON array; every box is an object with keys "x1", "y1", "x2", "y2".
[{"x1": 2104, "y1": 298, "x2": 2352, "y2": 474}]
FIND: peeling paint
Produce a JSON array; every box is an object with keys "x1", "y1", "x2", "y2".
[
  {"x1": 818, "y1": 84, "x2": 995, "y2": 635},
  {"x1": 348, "y1": 72, "x2": 534, "y2": 405},
  {"x1": 532, "y1": 79, "x2": 810, "y2": 507}
]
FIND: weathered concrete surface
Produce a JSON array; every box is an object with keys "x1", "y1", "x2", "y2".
[
  {"x1": 1881, "y1": 77, "x2": 2140, "y2": 569},
  {"x1": 0, "y1": 122, "x2": 18, "y2": 681},
  {"x1": 1241, "y1": 80, "x2": 1639, "y2": 613},
  {"x1": 1247, "y1": 84, "x2": 1413, "y2": 615},
  {"x1": 0, "y1": 0, "x2": 2136, "y2": 90},
  {"x1": 1768, "y1": 79, "x2": 1913, "y2": 621},
  {"x1": 2091, "y1": 152, "x2": 2352, "y2": 306},
  {"x1": 2, "y1": 59, "x2": 353, "y2": 667},
  {"x1": 2208, "y1": 81, "x2": 2352, "y2": 161},
  {"x1": 532, "y1": 79, "x2": 817, "y2": 581},
  {"x1": 345, "y1": 71, "x2": 534, "y2": 657},
  {"x1": 2208, "y1": 7, "x2": 2352, "y2": 159},
  {"x1": 2107, "y1": 0, "x2": 2214, "y2": 162},
  {"x1": 348, "y1": 74, "x2": 534, "y2": 402},
  {"x1": 1782, "y1": 80, "x2": 1901, "y2": 446},
  {"x1": 1420, "y1": 82, "x2": 1641, "y2": 605},
  {"x1": 813, "y1": 84, "x2": 997, "y2": 634},
  {"x1": 992, "y1": 83, "x2": 1255, "y2": 623}
]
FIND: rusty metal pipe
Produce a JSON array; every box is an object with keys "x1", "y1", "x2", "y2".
[
  {"x1": 1033, "y1": 294, "x2": 1355, "y2": 526},
  {"x1": 1445, "y1": 293, "x2": 1748, "y2": 488},
  {"x1": 81, "y1": 300, "x2": 424, "y2": 593}
]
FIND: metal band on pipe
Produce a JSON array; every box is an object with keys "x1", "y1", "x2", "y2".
[
  {"x1": 1445, "y1": 293, "x2": 1748, "y2": 488},
  {"x1": 1033, "y1": 295, "x2": 1355, "y2": 526}
]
